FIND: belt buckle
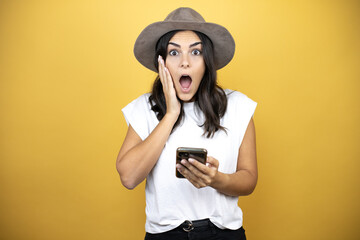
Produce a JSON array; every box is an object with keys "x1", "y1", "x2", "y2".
[{"x1": 182, "y1": 220, "x2": 194, "y2": 232}]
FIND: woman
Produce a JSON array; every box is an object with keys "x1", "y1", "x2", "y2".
[{"x1": 116, "y1": 7, "x2": 257, "y2": 240}]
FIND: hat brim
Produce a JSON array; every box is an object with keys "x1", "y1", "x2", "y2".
[{"x1": 134, "y1": 21, "x2": 235, "y2": 72}]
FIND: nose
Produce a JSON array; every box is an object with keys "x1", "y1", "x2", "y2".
[{"x1": 180, "y1": 54, "x2": 190, "y2": 68}]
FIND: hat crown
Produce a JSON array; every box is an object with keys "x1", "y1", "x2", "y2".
[{"x1": 164, "y1": 7, "x2": 205, "y2": 23}]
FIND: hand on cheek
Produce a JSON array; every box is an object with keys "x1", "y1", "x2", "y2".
[{"x1": 158, "y1": 55, "x2": 180, "y2": 116}]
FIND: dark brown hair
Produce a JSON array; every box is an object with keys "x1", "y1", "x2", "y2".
[{"x1": 149, "y1": 30, "x2": 227, "y2": 138}]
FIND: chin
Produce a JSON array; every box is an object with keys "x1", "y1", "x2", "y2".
[{"x1": 178, "y1": 93, "x2": 195, "y2": 102}]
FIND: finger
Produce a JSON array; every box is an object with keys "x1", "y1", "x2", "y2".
[
  {"x1": 181, "y1": 159, "x2": 207, "y2": 179},
  {"x1": 164, "y1": 66, "x2": 173, "y2": 87},
  {"x1": 178, "y1": 161, "x2": 210, "y2": 189},
  {"x1": 165, "y1": 67, "x2": 177, "y2": 98},
  {"x1": 188, "y1": 158, "x2": 210, "y2": 174},
  {"x1": 163, "y1": 67, "x2": 170, "y2": 88},
  {"x1": 158, "y1": 56, "x2": 166, "y2": 86},
  {"x1": 176, "y1": 163, "x2": 186, "y2": 176},
  {"x1": 206, "y1": 156, "x2": 219, "y2": 169},
  {"x1": 178, "y1": 160, "x2": 199, "y2": 179},
  {"x1": 176, "y1": 163, "x2": 194, "y2": 180},
  {"x1": 159, "y1": 56, "x2": 168, "y2": 89},
  {"x1": 178, "y1": 164, "x2": 203, "y2": 188}
]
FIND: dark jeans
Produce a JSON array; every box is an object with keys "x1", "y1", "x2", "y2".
[{"x1": 145, "y1": 219, "x2": 246, "y2": 240}]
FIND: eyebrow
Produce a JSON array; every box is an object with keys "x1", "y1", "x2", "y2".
[{"x1": 168, "y1": 42, "x2": 202, "y2": 48}]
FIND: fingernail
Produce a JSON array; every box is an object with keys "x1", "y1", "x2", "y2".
[
  {"x1": 158, "y1": 55, "x2": 161, "y2": 61},
  {"x1": 188, "y1": 158, "x2": 194, "y2": 163},
  {"x1": 181, "y1": 159, "x2": 187, "y2": 165}
]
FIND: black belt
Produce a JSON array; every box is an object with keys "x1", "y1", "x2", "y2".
[{"x1": 178, "y1": 219, "x2": 214, "y2": 232}]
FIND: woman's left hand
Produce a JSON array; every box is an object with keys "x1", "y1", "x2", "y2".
[{"x1": 177, "y1": 156, "x2": 219, "y2": 188}]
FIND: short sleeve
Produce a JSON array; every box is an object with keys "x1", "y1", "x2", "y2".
[
  {"x1": 122, "y1": 93, "x2": 156, "y2": 141},
  {"x1": 243, "y1": 94, "x2": 257, "y2": 118},
  {"x1": 237, "y1": 93, "x2": 257, "y2": 145},
  {"x1": 226, "y1": 90, "x2": 257, "y2": 147}
]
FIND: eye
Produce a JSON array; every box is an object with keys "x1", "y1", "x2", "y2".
[
  {"x1": 192, "y1": 49, "x2": 202, "y2": 56},
  {"x1": 169, "y1": 50, "x2": 178, "y2": 56}
]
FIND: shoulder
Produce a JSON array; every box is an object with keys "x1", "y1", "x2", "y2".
[
  {"x1": 122, "y1": 93, "x2": 153, "y2": 119},
  {"x1": 224, "y1": 89, "x2": 256, "y2": 106},
  {"x1": 121, "y1": 93, "x2": 156, "y2": 140}
]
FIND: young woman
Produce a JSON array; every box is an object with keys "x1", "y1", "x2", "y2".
[{"x1": 116, "y1": 7, "x2": 257, "y2": 240}]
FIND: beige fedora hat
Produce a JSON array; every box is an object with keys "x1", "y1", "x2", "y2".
[{"x1": 133, "y1": 7, "x2": 235, "y2": 72}]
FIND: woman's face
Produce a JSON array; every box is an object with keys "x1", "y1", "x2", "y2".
[{"x1": 165, "y1": 30, "x2": 205, "y2": 102}]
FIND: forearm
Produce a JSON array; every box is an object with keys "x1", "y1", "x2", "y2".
[
  {"x1": 117, "y1": 114, "x2": 177, "y2": 189},
  {"x1": 210, "y1": 170, "x2": 258, "y2": 197}
]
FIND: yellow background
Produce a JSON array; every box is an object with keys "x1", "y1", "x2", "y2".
[{"x1": 1, "y1": 0, "x2": 359, "y2": 239}]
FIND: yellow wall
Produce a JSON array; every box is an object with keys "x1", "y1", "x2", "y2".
[{"x1": 1, "y1": 0, "x2": 359, "y2": 239}]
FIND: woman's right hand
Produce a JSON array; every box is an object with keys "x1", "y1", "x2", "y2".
[{"x1": 158, "y1": 55, "x2": 181, "y2": 117}]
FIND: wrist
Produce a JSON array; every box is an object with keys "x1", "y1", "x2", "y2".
[
  {"x1": 163, "y1": 112, "x2": 179, "y2": 124},
  {"x1": 166, "y1": 106, "x2": 180, "y2": 118},
  {"x1": 210, "y1": 171, "x2": 228, "y2": 190}
]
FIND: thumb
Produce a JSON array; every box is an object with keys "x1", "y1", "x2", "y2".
[{"x1": 206, "y1": 156, "x2": 219, "y2": 169}]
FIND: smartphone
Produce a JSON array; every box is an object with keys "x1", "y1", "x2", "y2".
[{"x1": 176, "y1": 147, "x2": 207, "y2": 178}]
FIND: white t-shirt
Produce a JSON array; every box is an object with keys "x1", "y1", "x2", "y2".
[{"x1": 122, "y1": 89, "x2": 257, "y2": 234}]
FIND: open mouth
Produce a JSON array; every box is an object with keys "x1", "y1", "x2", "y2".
[{"x1": 179, "y1": 75, "x2": 192, "y2": 91}]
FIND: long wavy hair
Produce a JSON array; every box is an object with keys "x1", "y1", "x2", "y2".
[{"x1": 149, "y1": 30, "x2": 228, "y2": 138}]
